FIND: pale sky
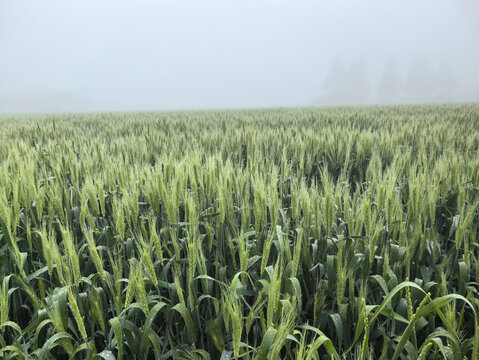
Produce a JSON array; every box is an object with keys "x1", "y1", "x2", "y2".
[{"x1": 1, "y1": 0, "x2": 478, "y2": 113}]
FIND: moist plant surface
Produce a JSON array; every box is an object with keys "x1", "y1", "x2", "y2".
[{"x1": 0, "y1": 105, "x2": 479, "y2": 359}]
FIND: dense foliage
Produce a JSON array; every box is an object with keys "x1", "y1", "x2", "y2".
[{"x1": 0, "y1": 105, "x2": 479, "y2": 359}]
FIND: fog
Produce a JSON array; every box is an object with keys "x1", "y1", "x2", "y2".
[{"x1": 1, "y1": 0, "x2": 478, "y2": 113}]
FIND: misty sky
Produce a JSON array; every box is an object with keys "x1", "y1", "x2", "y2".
[{"x1": 1, "y1": 1, "x2": 478, "y2": 113}]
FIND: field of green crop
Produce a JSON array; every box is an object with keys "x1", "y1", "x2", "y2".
[{"x1": 0, "y1": 104, "x2": 478, "y2": 359}]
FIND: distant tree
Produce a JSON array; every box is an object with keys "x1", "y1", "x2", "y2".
[
  {"x1": 347, "y1": 57, "x2": 370, "y2": 104},
  {"x1": 318, "y1": 55, "x2": 370, "y2": 105},
  {"x1": 319, "y1": 55, "x2": 347, "y2": 105},
  {"x1": 404, "y1": 55, "x2": 435, "y2": 103},
  {"x1": 434, "y1": 56, "x2": 456, "y2": 103},
  {"x1": 377, "y1": 57, "x2": 401, "y2": 104}
]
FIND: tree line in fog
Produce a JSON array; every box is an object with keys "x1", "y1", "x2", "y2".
[{"x1": 316, "y1": 55, "x2": 456, "y2": 105}]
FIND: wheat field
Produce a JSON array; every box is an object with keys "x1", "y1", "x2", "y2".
[{"x1": 0, "y1": 104, "x2": 478, "y2": 359}]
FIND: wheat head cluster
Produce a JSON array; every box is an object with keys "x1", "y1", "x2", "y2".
[{"x1": 0, "y1": 104, "x2": 478, "y2": 359}]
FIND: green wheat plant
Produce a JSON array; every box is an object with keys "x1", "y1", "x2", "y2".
[{"x1": 0, "y1": 104, "x2": 478, "y2": 359}]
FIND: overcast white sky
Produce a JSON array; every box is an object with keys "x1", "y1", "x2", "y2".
[{"x1": 0, "y1": 0, "x2": 478, "y2": 113}]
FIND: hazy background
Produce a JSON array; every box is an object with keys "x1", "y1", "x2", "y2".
[{"x1": 1, "y1": 0, "x2": 478, "y2": 113}]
